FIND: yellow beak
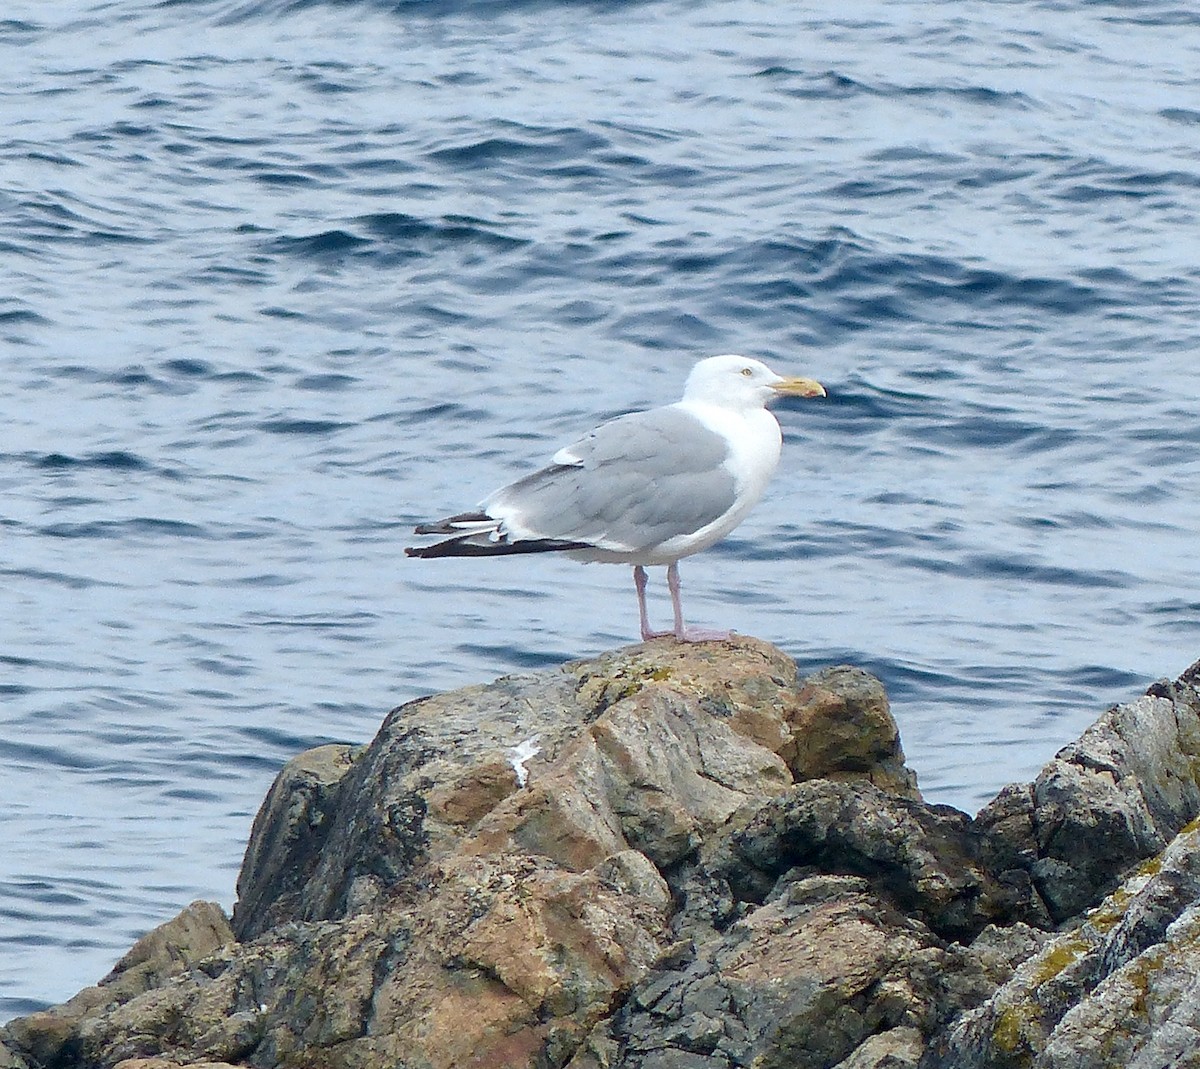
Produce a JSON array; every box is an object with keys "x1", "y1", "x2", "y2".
[{"x1": 770, "y1": 376, "x2": 827, "y2": 399}]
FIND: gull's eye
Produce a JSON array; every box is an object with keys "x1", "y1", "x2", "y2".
[{"x1": 741, "y1": 366, "x2": 754, "y2": 377}]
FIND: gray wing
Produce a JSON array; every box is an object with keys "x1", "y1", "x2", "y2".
[{"x1": 484, "y1": 406, "x2": 737, "y2": 552}]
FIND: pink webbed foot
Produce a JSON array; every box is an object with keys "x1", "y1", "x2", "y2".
[{"x1": 633, "y1": 563, "x2": 734, "y2": 643}]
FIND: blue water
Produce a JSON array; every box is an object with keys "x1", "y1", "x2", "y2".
[{"x1": 4, "y1": 0, "x2": 1200, "y2": 1019}]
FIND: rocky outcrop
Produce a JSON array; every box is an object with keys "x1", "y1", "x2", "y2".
[
  {"x1": 923, "y1": 819, "x2": 1200, "y2": 1069},
  {"x1": 5, "y1": 640, "x2": 1200, "y2": 1069},
  {"x1": 923, "y1": 662, "x2": 1200, "y2": 1069},
  {"x1": 974, "y1": 668, "x2": 1200, "y2": 927},
  {"x1": 2, "y1": 902, "x2": 234, "y2": 1069}
]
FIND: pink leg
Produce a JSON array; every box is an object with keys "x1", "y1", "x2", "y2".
[
  {"x1": 667, "y1": 561, "x2": 733, "y2": 643},
  {"x1": 634, "y1": 565, "x2": 672, "y2": 641}
]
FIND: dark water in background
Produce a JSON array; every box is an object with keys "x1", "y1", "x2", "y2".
[{"x1": 3, "y1": 0, "x2": 1200, "y2": 1017}]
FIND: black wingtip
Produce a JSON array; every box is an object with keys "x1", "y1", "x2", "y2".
[{"x1": 405, "y1": 536, "x2": 594, "y2": 559}]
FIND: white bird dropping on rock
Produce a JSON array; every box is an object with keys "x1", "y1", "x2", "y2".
[
  {"x1": 406, "y1": 354, "x2": 826, "y2": 641},
  {"x1": 508, "y1": 736, "x2": 541, "y2": 788}
]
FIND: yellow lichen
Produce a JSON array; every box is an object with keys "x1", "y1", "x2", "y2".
[
  {"x1": 1122, "y1": 945, "x2": 1166, "y2": 1019},
  {"x1": 1030, "y1": 935, "x2": 1090, "y2": 986},
  {"x1": 1084, "y1": 886, "x2": 1132, "y2": 935},
  {"x1": 1133, "y1": 852, "x2": 1164, "y2": 879},
  {"x1": 992, "y1": 1003, "x2": 1038, "y2": 1064}
]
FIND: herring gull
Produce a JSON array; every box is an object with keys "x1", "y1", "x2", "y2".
[{"x1": 405, "y1": 354, "x2": 826, "y2": 641}]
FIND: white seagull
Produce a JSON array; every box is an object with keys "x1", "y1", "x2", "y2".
[{"x1": 405, "y1": 354, "x2": 826, "y2": 641}]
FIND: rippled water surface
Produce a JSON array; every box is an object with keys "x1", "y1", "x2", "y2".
[{"x1": 4, "y1": 0, "x2": 1200, "y2": 1017}]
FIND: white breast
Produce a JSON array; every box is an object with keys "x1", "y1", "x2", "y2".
[
  {"x1": 679, "y1": 399, "x2": 783, "y2": 503},
  {"x1": 626, "y1": 399, "x2": 782, "y2": 564}
]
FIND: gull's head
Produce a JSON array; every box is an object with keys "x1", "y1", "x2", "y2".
[{"x1": 682, "y1": 354, "x2": 826, "y2": 409}]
